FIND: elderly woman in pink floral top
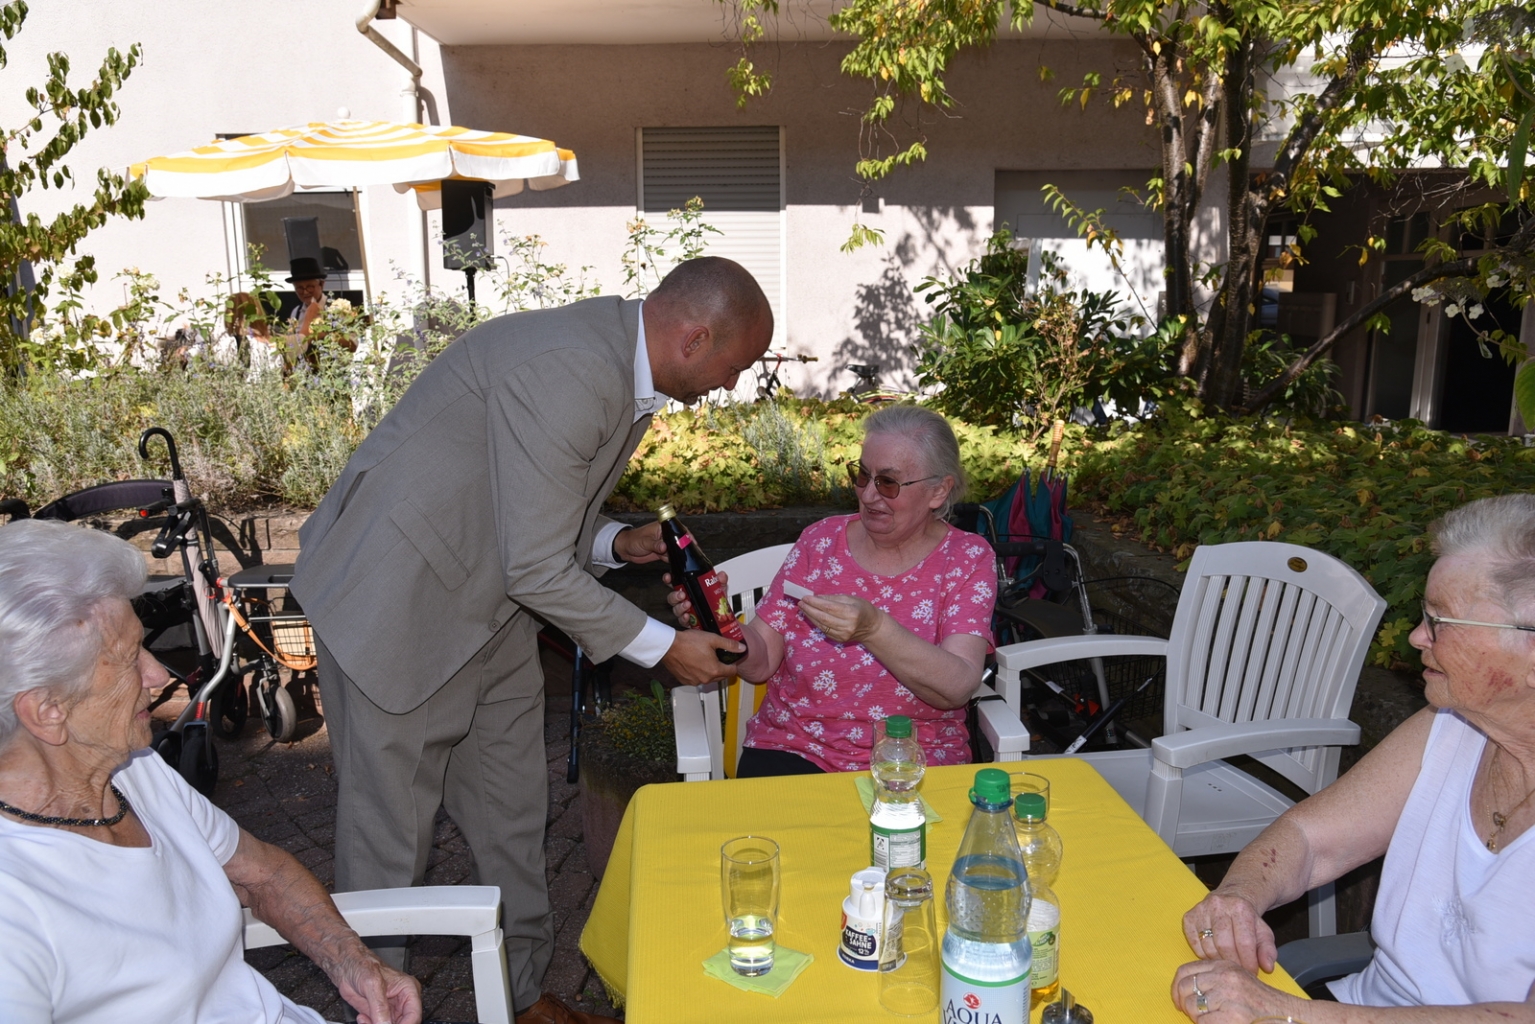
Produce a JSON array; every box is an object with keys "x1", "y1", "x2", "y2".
[{"x1": 672, "y1": 405, "x2": 996, "y2": 776}]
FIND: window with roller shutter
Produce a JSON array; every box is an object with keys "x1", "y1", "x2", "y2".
[{"x1": 637, "y1": 126, "x2": 785, "y2": 345}]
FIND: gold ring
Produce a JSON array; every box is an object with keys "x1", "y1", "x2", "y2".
[
  {"x1": 1199, "y1": 928, "x2": 1215, "y2": 939},
  {"x1": 1193, "y1": 977, "x2": 1210, "y2": 1014}
]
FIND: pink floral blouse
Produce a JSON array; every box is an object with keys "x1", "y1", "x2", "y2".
[{"x1": 744, "y1": 514, "x2": 997, "y2": 772}]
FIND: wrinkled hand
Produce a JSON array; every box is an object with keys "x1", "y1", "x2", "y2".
[
  {"x1": 616, "y1": 522, "x2": 668, "y2": 565},
  {"x1": 1170, "y1": 959, "x2": 1300, "y2": 1023},
  {"x1": 663, "y1": 570, "x2": 729, "y2": 629},
  {"x1": 661, "y1": 626, "x2": 744, "y2": 686},
  {"x1": 1183, "y1": 889, "x2": 1277, "y2": 974},
  {"x1": 798, "y1": 594, "x2": 883, "y2": 645},
  {"x1": 333, "y1": 948, "x2": 423, "y2": 1024}
]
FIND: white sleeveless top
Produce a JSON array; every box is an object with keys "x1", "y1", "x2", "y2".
[{"x1": 1330, "y1": 709, "x2": 1535, "y2": 1005}]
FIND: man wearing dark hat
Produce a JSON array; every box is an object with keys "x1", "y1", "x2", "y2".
[{"x1": 286, "y1": 256, "x2": 328, "y2": 342}]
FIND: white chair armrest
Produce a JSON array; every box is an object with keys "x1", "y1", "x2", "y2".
[
  {"x1": 976, "y1": 697, "x2": 1030, "y2": 762},
  {"x1": 672, "y1": 684, "x2": 713, "y2": 780},
  {"x1": 244, "y1": 885, "x2": 513, "y2": 1024},
  {"x1": 1151, "y1": 719, "x2": 1362, "y2": 770},
  {"x1": 243, "y1": 884, "x2": 503, "y2": 949},
  {"x1": 996, "y1": 634, "x2": 1169, "y2": 671}
]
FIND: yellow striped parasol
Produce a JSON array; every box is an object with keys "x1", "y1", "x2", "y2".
[{"x1": 131, "y1": 119, "x2": 578, "y2": 209}]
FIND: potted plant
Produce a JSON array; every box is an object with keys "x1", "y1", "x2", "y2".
[{"x1": 579, "y1": 680, "x2": 678, "y2": 878}]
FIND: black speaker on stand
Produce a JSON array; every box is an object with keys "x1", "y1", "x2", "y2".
[{"x1": 440, "y1": 179, "x2": 494, "y2": 305}]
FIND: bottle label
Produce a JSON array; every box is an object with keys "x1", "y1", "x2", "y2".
[
  {"x1": 837, "y1": 910, "x2": 882, "y2": 970},
  {"x1": 695, "y1": 570, "x2": 747, "y2": 641},
  {"x1": 871, "y1": 822, "x2": 926, "y2": 870},
  {"x1": 939, "y1": 961, "x2": 1027, "y2": 1024},
  {"x1": 1028, "y1": 925, "x2": 1059, "y2": 988}
]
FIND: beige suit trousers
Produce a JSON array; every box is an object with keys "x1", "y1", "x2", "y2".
[{"x1": 316, "y1": 612, "x2": 551, "y2": 1012}]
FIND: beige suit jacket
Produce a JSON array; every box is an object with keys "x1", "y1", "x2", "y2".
[{"x1": 291, "y1": 296, "x2": 652, "y2": 714}]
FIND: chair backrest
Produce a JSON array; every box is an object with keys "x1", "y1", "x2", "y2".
[
  {"x1": 708, "y1": 543, "x2": 793, "y2": 779},
  {"x1": 1165, "y1": 541, "x2": 1387, "y2": 795},
  {"x1": 244, "y1": 884, "x2": 512, "y2": 1024}
]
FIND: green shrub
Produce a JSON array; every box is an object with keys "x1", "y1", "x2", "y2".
[
  {"x1": 0, "y1": 360, "x2": 364, "y2": 509},
  {"x1": 590, "y1": 681, "x2": 676, "y2": 766},
  {"x1": 1070, "y1": 402, "x2": 1535, "y2": 668},
  {"x1": 912, "y1": 232, "x2": 1171, "y2": 437}
]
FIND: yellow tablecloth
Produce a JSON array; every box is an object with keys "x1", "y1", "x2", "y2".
[{"x1": 580, "y1": 759, "x2": 1306, "y2": 1023}]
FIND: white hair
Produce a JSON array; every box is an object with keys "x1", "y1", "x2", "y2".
[
  {"x1": 0, "y1": 520, "x2": 146, "y2": 747},
  {"x1": 863, "y1": 404, "x2": 968, "y2": 519},
  {"x1": 1430, "y1": 493, "x2": 1535, "y2": 615}
]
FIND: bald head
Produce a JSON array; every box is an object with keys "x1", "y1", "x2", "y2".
[
  {"x1": 647, "y1": 257, "x2": 773, "y2": 347},
  {"x1": 644, "y1": 257, "x2": 774, "y2": 405}
]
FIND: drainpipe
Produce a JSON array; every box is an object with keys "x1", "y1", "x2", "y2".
[{"x1": 357, "y1": 1, "x2": 432, "y2": 289}]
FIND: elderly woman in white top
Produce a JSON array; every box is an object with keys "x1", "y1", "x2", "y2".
[
  {"x1": 0, "y1": 520, "x2": 421, "y2": 1024},
  {"x1": 1171, "y1": 493, "x2": 1535, "y2": 1023}
]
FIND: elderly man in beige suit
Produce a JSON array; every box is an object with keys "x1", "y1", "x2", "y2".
[{"x1": 291, "y1": 258, "x2": 772, "y2": 1024}]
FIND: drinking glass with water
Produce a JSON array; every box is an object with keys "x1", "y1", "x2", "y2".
[{"x1": 721, "y1": 835, "x2": 781, "y2": 976}]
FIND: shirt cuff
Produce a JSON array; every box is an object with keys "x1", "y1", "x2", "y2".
[
  {"x1": 592, "y1": 520, "x2": 629, "y2": 570},
  {"x1": 619, "y1": 617, "x2": 678, "y2": 668}
]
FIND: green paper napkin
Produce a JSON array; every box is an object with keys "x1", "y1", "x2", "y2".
[
  {"x1": 702, "y1": 945, "x2": 814, "y2": 996},
  {"x1": 855, "y1": 775, "x2": 943, "y2": 822}
]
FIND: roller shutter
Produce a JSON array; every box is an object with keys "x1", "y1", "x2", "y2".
[{"x1": 638, "y1": 126, "x2": 785, "y2": 345}]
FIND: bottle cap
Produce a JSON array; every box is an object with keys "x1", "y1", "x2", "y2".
[
  {"x1": 1014, "y1": 792, "x2": 1047, "y2": 821},
  {"x1": 656, "y1": 504, "x2": 677, "y2": 522},
  {"x1": 969, "y1": 768, "x2": 1012, "y2": 807},
  {"x1": 882, "y1": 715, "x2": 912, "y2": 739}
]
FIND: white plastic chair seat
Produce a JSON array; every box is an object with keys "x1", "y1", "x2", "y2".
[
  {"x1": 243, "y1": 885, "x2": 511, "y2": 1024},
  {"x1": 1035, "y1": 748, "x2": 1297, "y2": 856}
]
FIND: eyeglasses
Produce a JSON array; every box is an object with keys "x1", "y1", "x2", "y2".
[
  {"x1": 847, "y1": 461, "x2": 940, "y2": 499},
  {"x1": 1420, "y1": 601, "x2": 1535, "y2": 644}
]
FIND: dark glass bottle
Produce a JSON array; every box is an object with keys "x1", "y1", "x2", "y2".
[{"x1": 657, "y1": 504, "x2": 747, "y2": 664}]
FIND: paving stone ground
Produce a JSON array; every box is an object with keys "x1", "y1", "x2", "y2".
[{"x1": 152, "y1": 645, "x2": 631, "y2": 1022}]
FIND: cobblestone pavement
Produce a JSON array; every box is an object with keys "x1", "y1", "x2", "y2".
[{"x1": 154, "y1": 646, "x2": 625, "y2": 1022}]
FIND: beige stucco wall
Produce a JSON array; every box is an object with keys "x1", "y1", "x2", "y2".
[{"x1": 441, "y1": 39, "x2": 1160, "y2": 394}]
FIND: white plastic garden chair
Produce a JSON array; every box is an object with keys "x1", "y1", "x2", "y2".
[
  {"x1": 244, "y1": 885, "x2": 512, "y2": 1024},
  {"x1": 998, "y1": 541, "x2": 1386, "y2": 937},
  {"x1": 673, "y1": 543, "x2": 1030, "y2": 781}
]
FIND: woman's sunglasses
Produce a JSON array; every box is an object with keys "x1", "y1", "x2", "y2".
[{"x1": 847, "y1": 461, "x2": 939, "y2": 499}]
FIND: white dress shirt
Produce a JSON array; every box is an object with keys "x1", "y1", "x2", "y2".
[{"x1": 592, "y1": 303, "x2": 677, "y2": 667}]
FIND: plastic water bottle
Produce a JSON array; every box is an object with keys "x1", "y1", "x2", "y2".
[
  {"x1": 870, "y1": 715, "x2": 926, "y2": 871},
  {"x1": 942, "y1": 768, "x2": 1032, "y2": 1023},
  {"x1": 1013, "y1": 791, "x2": 1063, "y2": 888},
  {"x1": 1014, "y1": 789, "x2": 1064, "y2": 1007}
]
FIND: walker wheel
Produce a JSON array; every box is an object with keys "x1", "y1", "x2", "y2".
[
  {"x1": 153, "y1": 730, "x2": 182, "y2": 769},
  {"x1": 179, "y1": 729, "x2": 219, "y2": 796},
  {"x1": 264, "y1": 685, "x2": 298, "y2": 743},
  {"x1": 212, "y1": 678, "x2": 249, "y2": 739}
]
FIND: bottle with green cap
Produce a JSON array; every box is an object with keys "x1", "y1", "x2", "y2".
[
  {"x1": 941, "y1": 768, "x2": 1032, "y2": 1023},
  {"x1": 869, "y1": 715, "x2": 926, "y2": 871},
  {"x1": 1014, "y1": 789, "x2": 1065, "y2": 1008}
]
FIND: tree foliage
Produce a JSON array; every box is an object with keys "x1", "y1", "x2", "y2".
[
  {"x1": 720, "y1": 0, "x2": 1535, "y2": 415},
  {"x1": 0, "y1": 0, "x2": 149, "y2": 377},
  {"x1": 911, "y1": 230, "x2": 1175, "y2": 435}
]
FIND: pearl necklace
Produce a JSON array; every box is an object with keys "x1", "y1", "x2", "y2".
[
  {"x1": 1485, "y1": 746, "x2": 1535, "y2": 853},
  {"x1": 0, "y1": 783, "x2": 131, "y2": 828}
]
